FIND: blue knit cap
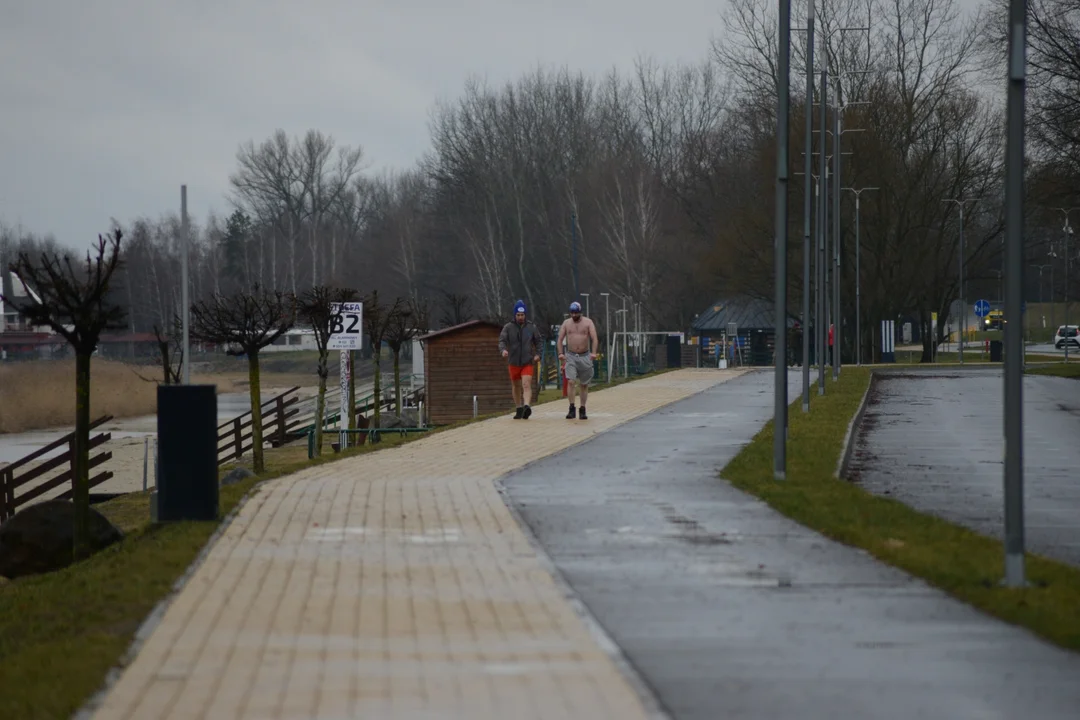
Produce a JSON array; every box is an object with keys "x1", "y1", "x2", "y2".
[{"x1": 513, "y1": 300, "x2": 526, "y2": 314}]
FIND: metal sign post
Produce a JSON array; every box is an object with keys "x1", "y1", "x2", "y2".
[{"x1": 329, "y1": 301, "x2": 363, "y2": 449}]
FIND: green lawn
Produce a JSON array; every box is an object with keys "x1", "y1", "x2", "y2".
[
  {"x1": 722, "y1": 366, "x2": 1080, "y2": 652},
  {"x1": 1027, "y1": 363, "x2": 1080, "y2": 379},
  {"x1": 0, "y1": 368, "x2": 673, "y2": 718}
]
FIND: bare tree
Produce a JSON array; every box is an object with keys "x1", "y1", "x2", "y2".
[
  {"x1": 297, "y1": 285, "x2": 358, "y2": 456},
  {"x1": 362, "y1": 290, "x2": 406, "y2": 428},
  {"x1": 296, "y1": 131, "x2": 365, "y2": 287},
  {"x1": 384, "y1": 298, "x2": 430, "y2": 413},
  {"x1": 230, "y1": 130, "x2": 303, "y2": 292},
  {"x1": 439, "y1": 291, "x2": 474, "y2": 327},
  {"x1": 1, "y1": 231, "x2": 126, "y2": 560},
  {"x1": 190, "y1": 285, "x2": 295, "y2": 472},
  {"x1": 153, "y1": 320, "x2": 183, "y2": 384}
]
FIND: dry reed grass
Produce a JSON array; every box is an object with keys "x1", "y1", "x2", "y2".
[{"x1": 0, "y1": 359, "x2": 244, "y2": 433}]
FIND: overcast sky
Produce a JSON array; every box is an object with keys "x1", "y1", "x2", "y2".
[
  {"x1": 0, "y1": 0, "x2": 727, "y2": 249},
  {"x1": 2, "y1": 0, "x2": 990, "y2": 250}
]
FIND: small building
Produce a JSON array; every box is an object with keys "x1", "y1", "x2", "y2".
[
  {"x1": 419, "y1": 319, "x2": 515, "y2": 425},
  {"x1": 692, "y1": 296, "x2": 801, "y2": 366}
]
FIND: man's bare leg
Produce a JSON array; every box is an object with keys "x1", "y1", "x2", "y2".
[
  {"x1": 580, "y1": 383, "x2": 588, "y2": 407},
  {"x1": 567, "y1": 379, "x2": 577, "y2": 406},
  {"x1": 521, "y1": 375, "x2": 534, "y2": 418},
  {"x1": 511, "y1": 378, "x2": 523, "y2": 407}
]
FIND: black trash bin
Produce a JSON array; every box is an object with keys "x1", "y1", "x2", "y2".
[
  {"x1": 157, "y1": 384, "x2": 219, "y2": 522},
  {"x1": 989, "y1": 340, "x2": 1003, "y2": 362},
  {"x1": 666, "y1": 334, "x2": 682, "y2": 368}
]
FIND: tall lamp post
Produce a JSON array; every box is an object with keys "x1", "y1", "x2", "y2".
[
  {"x1": 1055, "y1": 208, "x2": 1078, "y2": 362},
  {"x1": 800, "y1": 0, "x2": 815, "y2": 412},
  {"x1": 615, "y1": 307, "x2": 628, "y2": 379},
  {"x1": 773, "y1": 0, "x2": 792, "y2": 479},
  {"x1": 600, "y1": 292, "x2": 610, "y2": 373},
  {"x1": 842, "y1": 187, "x2": 878, "y2": 366},
  {"x1": 942, "y1": 197, "x2": 978, "y2": 363},
  {"x1": 1002, "y1": 0, "x2": 1026, "y2": 588},
  {"x1": 181, "y1": 185, "x2": 191, "y2": 385}
]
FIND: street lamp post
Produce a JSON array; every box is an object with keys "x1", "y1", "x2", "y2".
[
  {"x1": 1034, "y1": 265, "x2": 1050, "y2": 309},
  {"x1": 581, "y1": 292, "x2": 590, "y2": 320},
  {"x1": 942, "y1": 198, "x2": 978, "y2": 364},
  {"x1": 1002, "y1": 0, "x2": 1026, "y2": 588},
  {"x1": 620, "y1": 307, "x2": 629, "y2": 378},
  {"x1": 1066, "y1": 224, "x2": 1073, "y2": 362},
  {"x1": 1054, "y1": 208, "x2": 1079, "y2": 362},
  {"x1": 842, "y1": 187, "x2": 878, "y2": 366},
  {"x1": 181, "y1": 185, "x2": 191, "y2": 385},
  {"x1": 801, "y1": 0, "x2": 815, "y2": 413},
  {"x1": 774, "y1": 0, "x2": 791, "y2": 478},
  {"x1": 819, "y1": 69, "x2": 828, "y2": 395},
  {"x1": 622, "y1": 296, "x2": 629, "y2": 377},
  {"x1": 600, "y1": 292, "x2": 610, "y2": 371}
]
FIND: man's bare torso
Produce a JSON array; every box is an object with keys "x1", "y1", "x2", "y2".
[{"x1": 560, "y1": 317, "x2": 595, "y2": 354}]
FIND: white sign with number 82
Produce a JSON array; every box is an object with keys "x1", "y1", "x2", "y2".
[{"x1": 328, "y1": 302, "x2": 363, "y2": 350}]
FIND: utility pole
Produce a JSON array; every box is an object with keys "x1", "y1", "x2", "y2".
[
  {"x1": 827, "y1": 70, "x2": 868, "y2": 379},
  {"x1": 843, "y1": 187, "x2": 878, "y2": 365},
  {"x1": 600, "y1": 292, "x2": 610, "y2": 370},
  {"x1": 181, "y1": 185, "x2": 191, "y2": 385},
  {"x1": 942, "y1": 198, "x2": 978, "y2": 363},
  {"x1": 801, "y1": 0, "x2": 815, "y2": 412},
  {"x1": 1066, "y1": 223, "x2": 1073, "y2": 363},
  {"x1": 774, "y1": 0, "x2": 791, "y2": 479},
  {"x1": 1054, "y1": 208, "x2": 1078, "y2": 362},
  {"x1": 622, "y1": 296, "x2": 628, "y2": 377},
  {"x1": 818, "y1": 68, "x2": 828, "y2": 395},
  {"x1": 1002, "y1": 0, "x2": 1026, "y2": 588},
  {"x1": 571, "y1": 211, "x2": 580, "y2": 298},
  {"x1": 832, "y1": 80, "x2": 842, "y2": 380}
]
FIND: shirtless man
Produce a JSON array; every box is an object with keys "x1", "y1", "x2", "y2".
[{"x1": 557, "y1": 301, "x2": 599, "y2": 420}]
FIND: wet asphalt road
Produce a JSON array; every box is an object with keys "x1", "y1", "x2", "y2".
[
  {"x1": 502, "y1": 370, "x2": 1080, "y2": 720},
  {"x1": 848, "y1": 368, "x2": 1080, "y2": 567}
]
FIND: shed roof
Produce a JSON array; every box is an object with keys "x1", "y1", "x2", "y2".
[
  {"x1": 418, "y1": 319, "x2": 502, "y2": 343},
  {"x1": 692, "y1": 296, "x2": 800, "y2": 332}
]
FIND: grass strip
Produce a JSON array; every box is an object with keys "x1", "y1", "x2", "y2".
[
  {"x1": 1027, "y1": 363, "x2": 1080, "y2": 379},
  {"x1": 722, "y1": 366, "x2": 1080, "y2": 652}
]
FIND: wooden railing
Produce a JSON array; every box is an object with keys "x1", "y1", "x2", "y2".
[
  {"x1": 216, "y1": 387, "x2": 302, "y2": 466},
  {"x1": 0, "y1": 415, "x2": 115, "y2": 522}
]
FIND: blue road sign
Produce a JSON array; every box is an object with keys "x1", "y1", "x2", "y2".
[{"x1": 974, "y1": 299, "x2": 991, "y2": 318}]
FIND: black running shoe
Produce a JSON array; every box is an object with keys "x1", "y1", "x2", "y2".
[
  {"x1": 578, "y1": 406, "x2": 587, "y2": 420},
  {"x1": 566, "y1": 404, "x2": 577, "y2": 419},
  {"x1": 522, "y1": 405, "x2": 532, "y2": 419},
  {"x1": 513, "y1": 406, "x2": 524, "y2": 419}
]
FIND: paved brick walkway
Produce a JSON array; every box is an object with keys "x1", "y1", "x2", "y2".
[{"x1": 88, "y1": 369, "x2": 746, "y2": 720}]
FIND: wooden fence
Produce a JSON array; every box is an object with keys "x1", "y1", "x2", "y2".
[
  {"x1": 0, "y1": 415, "x2": 115, "y2": 523},
  {"x1": 216, "y1": 387, "x2": 302, "y2": 466}
]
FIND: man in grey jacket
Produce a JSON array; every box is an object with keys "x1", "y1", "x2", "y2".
[{"x1": 499, "y1": 299, "x2": 543, "y2": 419}]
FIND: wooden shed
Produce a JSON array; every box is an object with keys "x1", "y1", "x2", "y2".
[{"x1": 421, "y1": 320, "x2": 519, "y2": 425}]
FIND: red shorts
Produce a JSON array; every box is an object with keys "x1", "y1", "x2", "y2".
[{"x1": 508, "y1": 364, "x2": 534, "y2": 381}]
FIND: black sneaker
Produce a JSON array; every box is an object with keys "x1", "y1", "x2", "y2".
[
  {"x1": 566, "y1": 404, "x2": 577, "y2": 419},
  {"x1": 522, "y1": 405, "x2": 532, "y2": 419},
  {"x1": 513, "y1": 406, "x2": 524, "y2": 419},
  {"x1": 579, "y1": 406, "x2": 587, "y2": 420}
]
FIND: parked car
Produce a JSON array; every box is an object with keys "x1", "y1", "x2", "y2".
[{"x1": 1054, "y1": 325, "x2": 1080, "y2": 349}]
